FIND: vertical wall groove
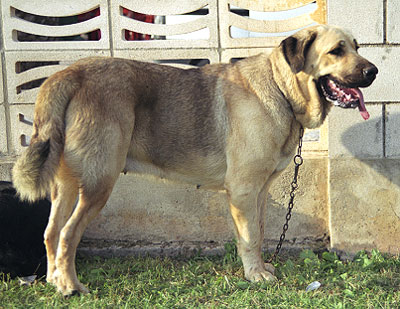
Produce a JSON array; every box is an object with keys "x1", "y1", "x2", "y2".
[
  {"x1": 383, "y1": 0, "x2": 387, "y2": 44},
  {"x1": 0, "y1": 0, "x2": 11, "y2": 155},
  {"x1": 383, "y1": 103, "x2": 386, "y2": 158}
]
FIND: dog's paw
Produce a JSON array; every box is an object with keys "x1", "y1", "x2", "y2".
[
  {"x1": 62, "y1": 284, "x2": 90, "y2": 298},
  {"x1": 264, "y1": 262, "x2": 275, "y2": 275},
  {"x1": 50, "y1": 270, "x2": 89, "y2": 297},
  {"x1": 245, "y1": 266, "x2": 277, "y2": 283},
  {"x1": 248, "y1": 270, "x2": 277, "y2": 282},
  {"x1": 60, "y1": 282, "x2": 90, "y2": 297}
]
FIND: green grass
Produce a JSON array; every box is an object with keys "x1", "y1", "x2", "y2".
[{"x1": 1, "y1": 246, "x2": 399, "y2": 308}]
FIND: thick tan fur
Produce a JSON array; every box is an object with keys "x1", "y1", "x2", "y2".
[
  {"x1": 12, "y1": 69, "x2": 82, "y2": 202},
  {"x1": 12, "y1": 25, "x2": 377, "y2": 296}
]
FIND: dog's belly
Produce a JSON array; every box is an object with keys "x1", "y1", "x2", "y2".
[{"x1": 123, "y1": 156, "x2": 227, "y2": 190}]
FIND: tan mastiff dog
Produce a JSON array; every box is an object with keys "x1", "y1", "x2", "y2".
[{"x1": 13, "y1": 24, "x2": 377, "y2": 296}]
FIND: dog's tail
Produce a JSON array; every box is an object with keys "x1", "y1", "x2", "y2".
[{"x1": 12, "y1": 68, "x2": 81, "y2": 202}]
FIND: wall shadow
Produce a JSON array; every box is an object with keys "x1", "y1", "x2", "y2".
[{"x1": 340, "y1": 113, "x2": 400, "y2": 188}]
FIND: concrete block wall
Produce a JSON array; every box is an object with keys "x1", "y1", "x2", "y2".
[
  {"x1": 0, "y1": 0, "x2": 329, "y2": 256},
  {"x1": 328, "y1": 0, "x2": 400, "y2": 254},
  {"x1": 1, "y1": 0, "x2": 398, "y2": 255}
]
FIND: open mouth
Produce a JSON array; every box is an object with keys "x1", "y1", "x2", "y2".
[{"x1": 318, "y1": 76, "x2": 370, "y2": 120}]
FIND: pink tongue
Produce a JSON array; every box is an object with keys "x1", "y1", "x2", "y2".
[{"x1": 348, "y1": 88, "x2": 370, "y2": 120}]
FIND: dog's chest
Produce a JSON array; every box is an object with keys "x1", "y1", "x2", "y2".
[
  {"x1": 275, "y1": 153, "x2": 295, "y2": 172},
  {"x1": 275, "y1": 121, "x2": 302, "y2": 172}
]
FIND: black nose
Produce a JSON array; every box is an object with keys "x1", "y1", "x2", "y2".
[{"x1": 363, "y1": 64, "x2": 378, "y2": 79}]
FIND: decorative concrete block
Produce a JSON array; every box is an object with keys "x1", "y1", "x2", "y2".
[
  {"x1": 387, "y1": 0, "x2": 400, "y2": 43},
  {"x1": 220, "y1": 47, "x2": 273, "y2": 63},
  {"x1": 386, "y1": 103, "x2": 400, "y2": 157},
  {"x1": 0, "y1": 161, "x2": 13, "y2": 181},
  {"x1": 0, "y1": 105, "x2": 7, "y2": 156},
  {"x1": 4, "y1": 50, "x2": 110, "y2": 104},
  {"x1": 111, "y1": 0, "x2": 219, "y2": 49},
  {"x1": 358, "y1": 46, "x2": 400, "y2": 102},
  {"x1": 114, "y1": 49, "x2": 219, "y2": 66},
  {"x1": 8, "y1": 104, "x2": 34, "y2": 155},
  {"x1": 1, "y1": 0, "x2": 110, "y2": 50},
  {"x1": 330, "y1": 158, "x2": 400, "y2": 254},
  {"x1": 328, "y1": 104, "x2": 383, "y2": 158},
  {"x1": 219, "y1": 0, "x2": 326, "y2": 48},
  {"x1": 328, "y1": 0, "x2": 383, "y2": 44}
]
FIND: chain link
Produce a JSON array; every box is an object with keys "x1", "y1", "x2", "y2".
[{"x1": 266, "y1": 126, "x2": 304, "y2": 263}]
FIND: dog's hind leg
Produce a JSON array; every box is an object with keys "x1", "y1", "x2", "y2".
[
  {"x1": 51, "y1": 135, "x2": 130, "y2": 296},
  {"x1": 53, "y1": 179, "x2": 117, "y2": 296},
  {"x1": 44, "y1": 160, "x2": 78, "y2": 286}
]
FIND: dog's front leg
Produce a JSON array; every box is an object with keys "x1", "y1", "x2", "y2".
[{"x1": 226, "y1": 178, "x2": 277, "y2": 282}]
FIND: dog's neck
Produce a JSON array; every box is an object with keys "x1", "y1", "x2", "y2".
[{"x1": 269, "y1": 48, "x2": 331, "y2": 129}]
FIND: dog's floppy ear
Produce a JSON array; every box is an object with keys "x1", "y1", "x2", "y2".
[{"x1": 280, "y1": 30, "x2": 317, "y2": 73}]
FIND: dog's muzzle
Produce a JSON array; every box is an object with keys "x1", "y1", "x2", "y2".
[{"x1": 318, "y1": 76, "x2": 369, "y2": 120}]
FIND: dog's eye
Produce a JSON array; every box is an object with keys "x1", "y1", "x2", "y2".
[{"x1": 328, "y1": 47, "x2": 343, "y2": 56}]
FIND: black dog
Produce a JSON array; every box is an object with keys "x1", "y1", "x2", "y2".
[{"x1": 0, "y1": 181, "x2": 50, "y2": 279}]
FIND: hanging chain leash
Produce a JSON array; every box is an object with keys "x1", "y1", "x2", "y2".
[{"x1": 267, "y1": 126, "x2": 304, "y2": 263}]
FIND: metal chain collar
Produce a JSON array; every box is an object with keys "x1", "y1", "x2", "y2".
[{"x1": 267, "y1": 126, "x2": 304, "y2": 263}]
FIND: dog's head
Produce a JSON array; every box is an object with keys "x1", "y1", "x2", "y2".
[{"x1": 280, "y1": 25, "x2": 378, "y2": 120}]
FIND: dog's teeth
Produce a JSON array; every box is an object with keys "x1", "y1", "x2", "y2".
[{"x1": 327, "y1": 97, "x2": 338, "y2": 104}]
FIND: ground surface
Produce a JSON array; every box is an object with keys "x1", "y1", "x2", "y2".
[{"x1": 1, "y1": 246, "x2": 399, "y2": 308}]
